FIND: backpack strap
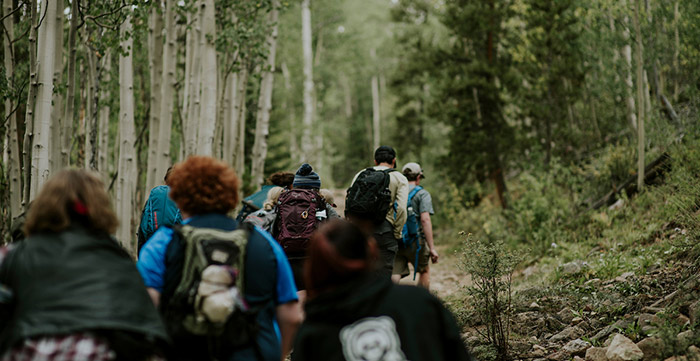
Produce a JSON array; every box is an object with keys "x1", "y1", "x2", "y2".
[{"x1": 407, "y1": 186, "x2": 423, "y2": 204}]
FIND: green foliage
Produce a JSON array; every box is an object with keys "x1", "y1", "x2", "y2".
[{"x1": 460, "y1": 232, "x2": 522, "y2": 361}]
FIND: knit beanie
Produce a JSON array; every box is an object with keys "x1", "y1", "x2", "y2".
[{"x1": 293, "y1": 163, "x2": 321, "y2": 189}]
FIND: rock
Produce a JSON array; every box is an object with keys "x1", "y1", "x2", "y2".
[
  {"x1": 524, "y1": 265, "x2": 539, "y2": 277},
  {"x1": 636, "y1": 336, "x2": 663, "y2": 361},
  {"x1": 606, "y1": 334, "x2": 643, "y2": 361},
  {"x1": 573, "y1": 317, "x2": 584, "y2": 324},
  {"x1": 585, "y1": 347, "x2": 608, "y2": 361},
  {"x1": 585, "y1": 278, "x2": 603, "y2": 287},
  {"x1": 664, "y1": 357, "x2": 688, "y2": 361},
  {"x1": 531, "y1": 344, "x2": 546, "y2": 357},
  {"x1": 615, "y1": 272, "x2": 635, "y2": 283},
  {"x1": 677, "y1": 314, "x2": 690, "y2": 327},
  {"x1": 574, "y1": 357, "x2": 585, "y2": 361},
  {"x1": 558, "y1": 307, "x2": 576, "y2": 323},
  {"x1": 560, "y1": 260, "x2": 586, "y2": 275},
  {"x1": 593, "y1": 319, "x2": 633, "y2": 342},
  {"x1": 563, "y1": 339, "x2": 591, "y2": 356},
  {"x1": 677, "y1": 330, "x2": 695, "y2": 346},
  {"x1": 638, "y1": 313, "x2": 661, "y2": 334},
  {"x1": 548, "y1": 351, "x2": 569, "y2": 361},
  {"x1": 550, "y1": 326, "x2": 585, "y2": 342},
  {"x1": 531, "y1": 302, "x2": 542, "y2": 309},
  {"x1": 687, "y1": 345, "x2": 700, "y2": 361},
  {"x1": 689, "y1": 301, "x2": 700, "y2": 325}
]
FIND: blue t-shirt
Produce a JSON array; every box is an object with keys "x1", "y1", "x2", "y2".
[{"x1": 137, "y1": 215, "x2": 298, "y2": 361}]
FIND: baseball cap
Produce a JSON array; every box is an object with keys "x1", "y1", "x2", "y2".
[{"x1": 402, "y1": 162, "x2": 425, "y2": 178}]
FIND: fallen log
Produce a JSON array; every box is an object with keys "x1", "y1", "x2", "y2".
[{"x1": 588, "y1": 152, "x2": 671, "y2": 210}]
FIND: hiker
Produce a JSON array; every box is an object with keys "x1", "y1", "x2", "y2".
[
  {"x1": 236, "y1": 171, "x2": 295, "y2": 222},
  {"x1": 272, "y1": 163, "x2": 338, "y2": 299},
  {"x1": 392, "y1": 162, "x2": 439, "y2": 289},
  {"x1": 243, "y1": 186, "x2": 284, "y2": 232},
  {"x1": 137, "y1": 156, "x2": 302, "y2": 361},
  {"x1": 0, "y1": 169, "x2": 168, "y2": 361},
  {"x1": 292, "y1": 219, "x2": 473, "y2": 361},
  {"x1": 346, "y1": 145, "x2": 409, "y2": 278},
  {"x1": 137, "y1": 167, "x2": 182, "y2": 255}
]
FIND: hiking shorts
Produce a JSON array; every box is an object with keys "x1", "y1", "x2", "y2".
[{"x1": 392, "y1": 240, "x2": 430, "y2": 279}]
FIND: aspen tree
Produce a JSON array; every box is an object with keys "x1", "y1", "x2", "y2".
[
  {"x1": 633, "y1": 0, "x2": 645, "y2": 190},
  {"x1": 251, "y1": 1, "x2": 280, "y2": 189},
  {"x1": 196, "y1": 0, "x2": 217, "y2": 156},
  {"x1": 116, "y1": 10, "x2": 137, "y2": 251},
  {"x1": 146, "y1": 1, "x2": 164, "y2": 192},
  {"x1": 30, "y1": 0, "x2": 58, "y2": 199},
  {"x1": 98, "y1": 53, "x2": 112, "y2": 183},
  {"x1": 4, "y1": 0, "x2": 21, "y2": 219},
  {"x1": 621, "y1": 0, "x2": 637, "y2": 132},
  {"x1": 301, "y1": 0, "x2": 314, "y2": 163},
  {"x1": 23, "y1": 0, "x2": 38, "y2": 205},
  {"x1": 61, "y1": 0, "x2": 79, "y2": 169},
  {"x1": 156, "y1": 0, "x2": 176, "y2": 182},
  {"x1": 50, "y1": 0, "x2": 64, "y2": 173}
]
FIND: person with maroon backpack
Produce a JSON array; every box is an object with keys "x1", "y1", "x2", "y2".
[{"x1": 273, "y1": 164, "x2": 337, "y2": 301}]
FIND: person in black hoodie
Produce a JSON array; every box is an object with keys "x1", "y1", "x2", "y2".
[
  {"x1": 292, "y1": 219, "x2": 473, "y2": 361},
  {"x1": 0, "y1": 169, "x2": 169, "y2": 361}
]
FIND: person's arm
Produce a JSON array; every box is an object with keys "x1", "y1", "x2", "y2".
[
  {"x1": 393, "y1": 175, "x2": 409, "y2": 239},
  {"x1": 276, "y1": 301, "x2": 303, "y2": 361},
  {"x1": 146, "y1": 288, "x2": 161, "y2": 307},
  {"x1": 136, "y1": 227, "x2": 173, "y2": 306},
  {"x1": 420, "y1": 212, "x2": 438, "y2": 263}
]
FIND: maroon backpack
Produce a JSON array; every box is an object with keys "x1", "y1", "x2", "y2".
[{"x1": 273, "y1": 189, "x2": 326, "y2": 255}]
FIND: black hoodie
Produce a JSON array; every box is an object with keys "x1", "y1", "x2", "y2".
[{"x1": 292, "y1": 276, "x2": 473, "y2": 361}]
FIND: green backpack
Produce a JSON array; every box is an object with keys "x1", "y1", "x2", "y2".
[{"x1": 170, "y1": 225, "x2": 250, "y2": 336}]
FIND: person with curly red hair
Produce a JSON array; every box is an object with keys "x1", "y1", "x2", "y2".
[{"x1": 137, "y1": 156, "x2": 302, "y2": 361}]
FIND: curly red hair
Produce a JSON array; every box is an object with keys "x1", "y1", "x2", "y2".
[{"x1": 168, "y1": 156, "x2": 240, "y2": 215}]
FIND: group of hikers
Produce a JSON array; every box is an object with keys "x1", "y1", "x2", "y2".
[{"x1": 0, "y1": 146, "x2": 473, "y2": 361}]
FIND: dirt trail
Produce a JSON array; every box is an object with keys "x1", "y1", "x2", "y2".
[{"x1": 329, "y1": 189, "x2": 468, "y2": 299}]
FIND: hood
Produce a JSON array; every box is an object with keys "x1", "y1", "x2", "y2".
[{"x1": 303, "y1": 275, "x2": 393, "y2": 325}]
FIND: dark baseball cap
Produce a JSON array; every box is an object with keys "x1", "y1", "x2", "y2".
[{"x1": 374, "y1": 145, "x2": 396, "y2": 160}]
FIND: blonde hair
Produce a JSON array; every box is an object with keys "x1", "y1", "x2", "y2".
[
  {"x1": 263, "y1": 186, "x2": 284, "y2": 211},
  {"x1": 24, "y1": 169, "x2": 118, "y2": 236},
  {"x1": 319, "y1": 189, "x2": 335, "y2": 206}
]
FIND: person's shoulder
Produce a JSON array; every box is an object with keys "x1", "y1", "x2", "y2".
[{"x1": 393, "y1": 171, "x2": 408, "y2": 184}]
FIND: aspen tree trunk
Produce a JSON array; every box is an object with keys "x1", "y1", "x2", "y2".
[
  {"x1": 4, "y1": 0, "x2": 21, "y2": 219},
  {"x1": 301, "y1": 0, "x2": 314, "y2": 163},
  {"x1": 196, "y1": 0, "x2": 217, "y2": 156},
  {"x1": 30, "y1": 0, "x2": 58, "y2": 199},
  {"x1": 84, "y1": 49, "x2": 98, "y2": 170},
  {"x1": 23, "y1": 0, "x2": 38, "y2": 205},
  {"x1": 672, "y1": 0, "x2": 679, "y2": 100},
  {"x1": 223, "y1": 71, "x2": 238, "y2": 167},
  {"x1": 633, "y1": 0, "x2": 645, "y2": 191},
  {"x1": 146, "y1": 2, "x2": 164, "y2": 192},
  {"x1": 98, "y1": 53, "x2": 112, "y2": 182},
  {"x1": 50, "y1": 0, "x2": 63, "y2": 173},
  {"x1": 281, "y1": 62, "x2": 299, "y2": 162},
  {"x1": 621, "y1": 0, "x2": 637, "y2": 132},
  {"x1": 184, "y1": 8, "x2": 202, "y2": 156},
  {"x1": 235, "y1": 69, "x2": 248, "y2": 178},
  {"x1": 371, "y1": 75, "x2": 380, "y2": 150},
  {"x1": 62, "y1": 0, "x2": 79, "y2": 169},
  {"x1": 117, "y1": 13, "x2": 137, "y2": 251},
  {"x1": 251, "y1": 2, "x2": 280, "y2": 189},
  {"x1": 214, "y1": 68, "x2": 226, "y2": 159},
  {"x1": 156, "y1": 0, "x2": 176, "y2": 182}
]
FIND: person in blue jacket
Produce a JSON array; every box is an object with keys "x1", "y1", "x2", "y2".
[{"x1": 138, "y1": 156, "x2": 302, "y2": 361}]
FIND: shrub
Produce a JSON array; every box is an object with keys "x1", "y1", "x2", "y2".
[{"x1": 460, "y1": 232, "x2": 522, "y2": 361}]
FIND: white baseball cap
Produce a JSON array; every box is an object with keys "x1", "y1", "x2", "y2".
[{"x1": 402, "y1": 162, "x2": 425, "y2": 178}]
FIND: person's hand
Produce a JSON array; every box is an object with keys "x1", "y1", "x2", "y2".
[{"x1": 429, "y1": 248, "x2": 439, "y2": 264}]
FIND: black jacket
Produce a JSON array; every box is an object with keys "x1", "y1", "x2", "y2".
[
  {"x1": 292, "y1": 276, "x2": 473, "y2": 361},
  {"x1": 0, "y1": 225, "x2": 169, "y2": 356}
]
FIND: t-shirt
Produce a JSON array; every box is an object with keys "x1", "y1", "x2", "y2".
[{"x1": 137, "y1": 214, "x2": 298, "y2": 361}]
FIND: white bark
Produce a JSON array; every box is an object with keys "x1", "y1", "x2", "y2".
[
  {"x1": 30, "y1": 0, "x2": 58, "y2": 200},
  {"x1": 281, "y1": 62, "x2": 299, "y2": 162},
  {"x1": 250, "y1": 2, "x2": 280, "y2": 189},
  {"x1": 84, "y1": 49, "x2": 98, "y2": 170},
  {"x1": 23, "y1": 0, "x2": 37, "y2": 205},
  {"x1": 223, "y1": 72, "x2": 238, "y2": 167},
  {"x1": 4, "y1": 0, "x2": 21, "y2": 219},
  {"x1": 673, "y1": 0, "x2": 679, "y2": 100},
  {"x1": 61, "y1": 0, "x2": 78, "y2": 169},
  {"x1": 98, "y1": 53, "x2": 112, "y2": 183},
  {"x1": 633, "y1": 0, "x2": 645, "y2": 191},
  {"x1": 146, "y1": 2, "x2": 164, "y2": 192},
  {"x1": 184, "y1": 7, "x2": 202, "y2": 156},
  {"x1": 49, "y1": 0, "x2": 63, "y2": 173},
  {"x1": 156, "y1": 0, "x2": 176, "y2": 182},
  {"x1": 371, "y1": 75, "x2": 380, "y2": 150},
  {"x1": 196, "y1": 0, "x2": 217, "y2": 156},
  {"x1": 301, "y1": 0, "x2": 314, "y2": 163},
  {"x1": 235, "y1": 68, "x2": 248, "y2": 177},
  {"x1": 621, "y1": 0, "x2": 637, "y2": 132},
  {"x1": 117, "y1": 13, "x2": 137, "y2": 251}
]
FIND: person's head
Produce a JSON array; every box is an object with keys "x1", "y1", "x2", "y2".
[
  {"x1": 292, "y1": 163, "x2": 321, "y2": 190},
  {"x1": 304, "y1": 220, "x2": 378, "y2": 299},
  {"x1": 267, "y1": 172, "x2": 295, "y2": 188},
  {"x1": 374, "y1": 146, "x2": 397, "y2": 167},
  {"x1": 164, "y1": 166, "x2": 174, "y2": 186},
  {"x1": 319, "y1": 189, "x2": 336, "y2": 208},
  {"x1": 24, "y1": 169, "x2": 118, "y2": 237},
  {"x1": 402, "y1": 162, "x2": 425, "y2": 183},
  {"x1": 263, "y1": 186, "x2": 284, "y2": 211},
  {"x1": 168, "y1": 156, "x2": 240, "y2": 217}
]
